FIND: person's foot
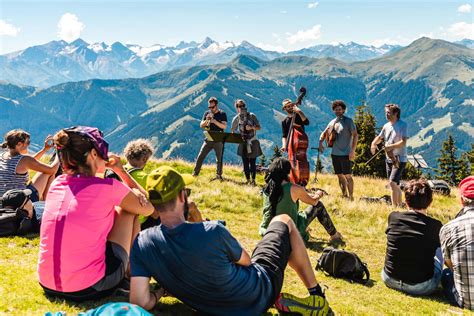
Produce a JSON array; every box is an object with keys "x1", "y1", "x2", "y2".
[
  {"x1": 216, "y1": 175, "x2": 223, "y2": 181},
  {"x1": 192, "y1": 172, "x2": 198, "y2": 177},
  {"x1": 250, "y1": 179, "x2": 256, "y2": 186},
  {"x1": 328, "y1": 232, "x2": 345, "y2": 247},
  {"x1": 114, "y1": 278, "x2": 130, "y2": 297},
  {"x1": 274, "y1": 292, "x2": 330, "y2": 316}
]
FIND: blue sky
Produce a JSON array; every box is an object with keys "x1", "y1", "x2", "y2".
[{"x1": 0, "y1": 0, "x2": 472, "y2": 54}]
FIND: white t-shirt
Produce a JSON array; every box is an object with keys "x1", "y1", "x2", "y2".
[{"x1": 378, "y1": 119, "x2": 408, "y2": 163}]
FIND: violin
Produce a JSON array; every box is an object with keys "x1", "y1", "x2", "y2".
[{"x1": 286, "y1": 87, "x2": 310, "y2": 186}]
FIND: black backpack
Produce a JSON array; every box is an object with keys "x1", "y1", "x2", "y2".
[
  {"x1": 316, "y1": 247, "x2": 370, "y2": 284},
  {"x1": 0, "y1": 208, "x2": 33, "y2": 236}
]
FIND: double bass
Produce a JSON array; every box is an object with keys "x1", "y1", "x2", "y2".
[{"x1": 286, "y1": 87, "x2": 310, "y2": 186}]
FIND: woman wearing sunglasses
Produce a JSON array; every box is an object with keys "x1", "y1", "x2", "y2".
[
  {"x1": 0, "y1": 129, "x2": 59, "y2": 202},
  {"x1": 38, "y1": 126, "x2": 154, "y2": 302}
]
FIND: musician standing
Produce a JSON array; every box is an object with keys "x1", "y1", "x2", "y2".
[
  {"x1": 281, "y1": 98, "x2": 309, "y2": 152},
  {"x1": 371, "y1": 104, "x2": 408, "y2": 206},
  {"x1": 319, "y1": 100, "x2": 358, "y2": 200},
  {"x1": 192, "y1": 97, "x2": 227, "y2": 180},
  {"x1": 231, "y1": 99, "x2": 262, "y2": 185}
]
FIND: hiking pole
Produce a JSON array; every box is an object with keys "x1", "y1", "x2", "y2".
[{"x1": 365, "y1": 146, "x2": 385, "y2": 166}]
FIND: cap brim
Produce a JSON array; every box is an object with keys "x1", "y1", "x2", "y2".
[{"x1": 181, "y1": 174, "x2": 195, "y2": 186}]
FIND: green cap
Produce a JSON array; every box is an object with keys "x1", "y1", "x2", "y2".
[{"x1": 146, "y1": 166, "x2": 194, "y2": 205}]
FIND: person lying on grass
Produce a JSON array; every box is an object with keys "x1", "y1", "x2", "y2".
[
  {"x1": 37, "y1": 126, "x2": 154, "y2": 302},
  {"x1": 129, "y1": 166, "x2": 332, "y2": 315},
  {"x1": 259, "y1": 157, "x2": 343, "y2": 244}
]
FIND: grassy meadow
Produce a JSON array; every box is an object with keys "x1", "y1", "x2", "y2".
[{"x1": 0, "y1": 159, "x2": 471, "y2": 315}]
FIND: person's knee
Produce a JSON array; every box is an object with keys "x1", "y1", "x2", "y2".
[
  {"x1": 389, "y1": 181, "x2": 399, "y2": 189},
  {"x1": 344, "y1": 174, "x2": 353, "y2": 181},
  {"x1": 270, "y1": 214, "x2": 295, "y2": 231}
]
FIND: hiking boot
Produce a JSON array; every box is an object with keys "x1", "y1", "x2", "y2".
[{"x1": 274, "y1": 293, "x2": 330, "y2": 316}]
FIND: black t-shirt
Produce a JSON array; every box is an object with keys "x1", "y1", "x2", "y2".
[
  {"x1": 202, "y1": 109, "x2": 227, "y2": 132},
  {"x1": 281, "y1": 115, "x2": 309, "y2": 138},
  {"x1": 384, "y1": 211, "x2": 443, "y2": 284}
]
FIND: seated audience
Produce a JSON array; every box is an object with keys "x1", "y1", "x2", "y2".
[
  {"x1": 259, "y1": 157, "x2": 343, "y2": 243},
  {"x1": 382, "y1": 179, "x2": 443, "y2": 296},
  {"x1": 440, "y1": 176, "x2": 474, "y2": 310},
  {"x1": 0, "y1": 129, "x2": 59, "y2": 201},
  {"x1": 37, "y1": 126, "x2": 154, "y2": 302},
  {"x1": 129, "y1": 166, "x2": 331, "y2": 315}
]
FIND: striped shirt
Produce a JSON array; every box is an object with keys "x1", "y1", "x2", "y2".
[
  {"x1": 0, "y1": 151, "x2": 28, "y2": 197},
  {"x1": 440, "y1": 206, "x2": 474, "y2": 310}
]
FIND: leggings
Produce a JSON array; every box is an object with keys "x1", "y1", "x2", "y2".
[
  {"x1": 242, "y1": 156, "x2": 257, "y2": 180},
  {"x1": 304, "y1": 202, "x2": 337, "y2": 236}
]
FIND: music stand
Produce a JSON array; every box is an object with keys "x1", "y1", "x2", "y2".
[{"x1": 204, "y1": 131, "x2": 245, "y2": 179}]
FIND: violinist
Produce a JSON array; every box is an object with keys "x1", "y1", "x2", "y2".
[
  {"x1": 371, "y1": 104, "x2": 408, "y2": 206},
  {"x1": 281, "y1": 99, "x2": 309, "y2": 152},
  {"x1": 230, "y1": 99, "x2": 262, "y2": 185},
  {"x1": 319, "y1": 100, "x2": 358, "y2": 200}
]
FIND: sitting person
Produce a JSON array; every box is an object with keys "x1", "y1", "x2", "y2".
[
  {"x1": 0, "y1": 129, "x2": 59, "y2": 201},
  {"x1": 259, "y1": 157, "x2": 343, "y2": 243},
  {"x1": 382, "y1": 179, "x2": 443, "y2": 296},
  {"x1": 440, "y1": 176, "x2": 474, "y2": 310},
  {"x1": 129, "y1": 166, "x2": 331, "y2": 315},
  {"x1": 37, "y1": 126, "x2": 154, "y2": 302}
]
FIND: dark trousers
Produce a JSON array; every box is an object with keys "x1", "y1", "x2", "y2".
[
  {"x1": 441, "y1": 268, "x2": 463, "y2": 308},
  {"x1": 193, "y1": 141, "x2": 223, "y2": 176},
  {"x1": 304, "y1": 201, "x2": 337, "y2": 236},
  {"x1": 242, "y1": 156, "x2": 257, "y2": 180}
]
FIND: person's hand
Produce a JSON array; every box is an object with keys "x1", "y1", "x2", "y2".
[
  {"x1": 370, "y1": 144, "x2": 377, "y2": 155},
  {"x1": 245, "y1": 125, "x2": 253, "y2": 131},
  {"x1": 43, "y1": 135, "x2": 54, "y2": 151},
  {"x1": 132, "y1": 188, "x2": 150, "y2": 207},
  {"x1": 206, "y1": 114, "x2": 213, "y2": 120},
  {"x1": 280, "y1": 146, "x2": 286, "y2": 153},
  {"x1": 293, "y1": 105, "x2": 301, "y2": 113},
  {"x1": 349, "y1": 150, "x2": 356, "y2": 161},
  {"x1": 105, "y1": 154, "x2": 123, "y2": 172}
]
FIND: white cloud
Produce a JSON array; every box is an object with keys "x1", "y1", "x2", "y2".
[
  {"x1": 0, "y1": 19, "x2": 20, "y2": 37},
  {"x1": 57, "y1": 13, "x2": 85, "y2": 42},
  {"x1": 457, "y1": 4, "x2": 472, "y2": 13},
  {"x1": 308, "y1": 2, "x2": 319, "y2": 9},
  {"x1": 287, "y1": 25, "x2": 321, "y2": 44},
  {"x1": 447, "y1": 22, "x2": 474, "y2": 39}
]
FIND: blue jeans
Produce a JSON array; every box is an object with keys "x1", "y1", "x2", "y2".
[
  {"x1": 382, "y1": 248, "x2": 443, "y2": 296},
  {"x1": 441, "y1": 268, "x2": 463, "y2": 307}
]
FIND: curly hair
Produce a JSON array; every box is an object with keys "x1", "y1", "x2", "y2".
[{"x1": 123, "y1": 139, "x2": 154, "y2": 163}]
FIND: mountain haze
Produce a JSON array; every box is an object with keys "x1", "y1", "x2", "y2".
[{"x1": 0, "y1": 38, "x2": 472, "y2": 168}]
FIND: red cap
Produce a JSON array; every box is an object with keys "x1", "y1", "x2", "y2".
[{"x1": 459, "y1": 176, "x2": 474, "y2": 199}]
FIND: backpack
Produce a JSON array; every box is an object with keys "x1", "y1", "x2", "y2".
[
  {"x1": 0, "y1": 208, "x2": 33, "y2": 236},
  {"x1": 77, "y1": 302, "x2": 152, "y2": 316},
  {"x1": 316, "y1": 247, "x2": 370, "y2": 284}
]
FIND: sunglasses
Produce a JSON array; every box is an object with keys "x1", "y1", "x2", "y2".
[
  {"x1": 208, "y1": 105, "x2": 216, "y2": 109},
  {"x1": 184, "y1": 188, "x2": 192, "y2": 197}
]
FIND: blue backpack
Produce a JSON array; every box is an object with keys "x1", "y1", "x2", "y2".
[{"x1": 45, "y1": 302, "x2": 152, "y2": 316}]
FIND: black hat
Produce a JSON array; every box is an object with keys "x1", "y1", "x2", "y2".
[{"x1": 1, "y1": 189, "x2": 32, "y2": 209}]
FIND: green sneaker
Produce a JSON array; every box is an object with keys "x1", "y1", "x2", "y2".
[{"x1": 274, "y1": 292, "x2": 330, "y2": 315}]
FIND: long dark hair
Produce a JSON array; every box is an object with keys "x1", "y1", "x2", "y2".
[{"x1": 263, "y1": 157, "x2": 291, "y2": 217}]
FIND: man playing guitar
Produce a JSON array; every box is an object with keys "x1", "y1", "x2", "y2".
[{"x1": 319, "y1": 100, "x2": 358, "y2": 200}]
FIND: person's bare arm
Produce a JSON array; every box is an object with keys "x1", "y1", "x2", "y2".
[
  {"x1": 291, "y1": 185, "x2": 324, "y2": 206},
  {"x1": 235, "y1": 248, "x2": 252, "y2": 267},
  {"x1": 350, "y1": 130, "x2": 359, "y2": 161},
  {"x1": 212, "y1": 119, "x2": 227, "y2": 130},
  {"x1": 130, "y1": 276, "x2": 165, "y2": 311},
  {"x1": 33, "y1": 135, "x2": 54, "y2": 160},
  {"x1": 119, "y1": 190, "x2": 154, "y2": 216},
  {"x1": 20, "y1": 154, "x2": 59, "y2": 174},
  {"x1": 281, "y1": 137, "x2": 287, "y2": 152},
  {"x1": 371, "y1": 135, "x2": 384, "y2": 154},
  {"x1": 384, "y1": 137, "x2": 407, "y2": 151}
]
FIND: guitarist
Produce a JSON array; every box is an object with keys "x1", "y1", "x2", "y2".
[
  {"x1": 318, "y1": 100, "x2": 358, "y2": 200},
  {"x1": 281, "y1": 98, "x2": 309, "y2": 153},
  {"x1": 371, "y1": 104, "x2": 408, "y2": 207}
]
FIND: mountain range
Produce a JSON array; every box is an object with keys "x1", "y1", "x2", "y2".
[
  {"x1": 1, "y1": 37, "x2": 405, "y2": 87},
  {"x1": 0, "y1": 37, "x2": 472, "y2": 169}
]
